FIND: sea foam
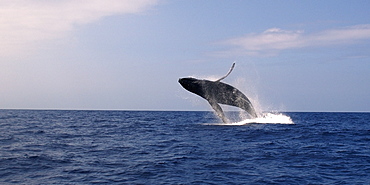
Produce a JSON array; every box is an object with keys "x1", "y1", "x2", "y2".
[{"x1": 206, "y1": 112, "x2": 294, "y2": 125}]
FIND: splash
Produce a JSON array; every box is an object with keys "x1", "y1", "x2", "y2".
[{"x1": 205, "y1": 112, "x2": 294, "y2": 125}]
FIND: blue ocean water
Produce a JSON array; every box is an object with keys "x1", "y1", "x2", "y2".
[{"x1": 0, "y1": 110, "x2": 369, "y2": 184}]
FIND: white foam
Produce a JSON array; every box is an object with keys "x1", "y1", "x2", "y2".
[{"x1": 205, "y1": 112, "x2": 294, "y2": 125}]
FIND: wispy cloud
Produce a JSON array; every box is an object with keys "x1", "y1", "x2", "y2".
[
  {"x1": 217, "y1": 24, "x2": 370, "y2": 56},
  {"x1": 0, "y1": 0, "x2": 159, "y2": 57}
]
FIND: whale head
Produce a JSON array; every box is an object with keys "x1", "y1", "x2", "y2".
[{"x1": 178, "y1": 77, "x2": 203, "y2": 94}]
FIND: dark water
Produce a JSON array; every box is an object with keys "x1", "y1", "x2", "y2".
[{"x1": 0, "y1": 110, "x2": 369, "y2": 184}]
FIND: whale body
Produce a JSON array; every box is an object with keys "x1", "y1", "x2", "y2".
[{"x1": 178, "y1": 63, "x2": 257, "y2": 123}]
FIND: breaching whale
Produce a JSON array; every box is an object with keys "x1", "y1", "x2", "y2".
[{"x1": 178, "y1": 63, "x2": 257, "y2": 123}]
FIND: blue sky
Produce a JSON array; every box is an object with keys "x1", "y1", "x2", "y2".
[{"x1": 0, "y1": 0, "x2": 369, "y2": 112}]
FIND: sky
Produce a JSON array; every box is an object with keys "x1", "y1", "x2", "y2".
[{"x1": 0, "y1": 0, "x2": 369, "y2": 112}]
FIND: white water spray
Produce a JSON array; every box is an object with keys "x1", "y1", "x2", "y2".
[
  {"x1": 205, "y1": 112, "x2": 294, "y2": 125},
  {"x1": 214, "y1": 92, "x2": 294, "y2": 125}
]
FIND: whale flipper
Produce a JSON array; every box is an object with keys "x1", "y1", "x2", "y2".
[
  {"x1": 215, "y1": 62, "x2": 235, "y2": 82},
  {"x1": 209, "y1": 100, "x2": 229, "y2": 123}
]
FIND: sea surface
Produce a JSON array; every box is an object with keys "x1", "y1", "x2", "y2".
[{"x1": 0, "y1": 110, "x2": 369, "y2": 184}]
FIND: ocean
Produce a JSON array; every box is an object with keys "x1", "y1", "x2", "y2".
[{"x1": 0, "y1": 110, "x2": 369, "y2": 184}]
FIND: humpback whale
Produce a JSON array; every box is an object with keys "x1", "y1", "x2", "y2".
[{"x1": 178, "y1": 63, "x2": 257, "y2": 123}]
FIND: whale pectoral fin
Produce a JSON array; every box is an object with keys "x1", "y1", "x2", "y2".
[
  {"x1": 215, "y1": 62, "x2": 235, "y2": 82},
  {"x1": 208, "y1": 101, "x2": 228, "y2": 123}
]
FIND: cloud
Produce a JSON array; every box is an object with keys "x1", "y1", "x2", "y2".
[
  {"x1": 0, "y1": 0, "x2": 159, "y2": 57},
  {"x1": 218, "y1": 24, "x2": 370, "y2": 56}
]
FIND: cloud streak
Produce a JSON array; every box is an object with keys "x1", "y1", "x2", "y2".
[
  {"x1": 219, "y1": 24, "x2": 370, "y2": 56},
  {"x1": 0, "y1": 0, "x2": 159, "y2": 57}
]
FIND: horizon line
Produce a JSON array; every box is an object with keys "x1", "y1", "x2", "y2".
[{"x1": 0, "y1": 108, "x2": 369, "y2": 113}]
